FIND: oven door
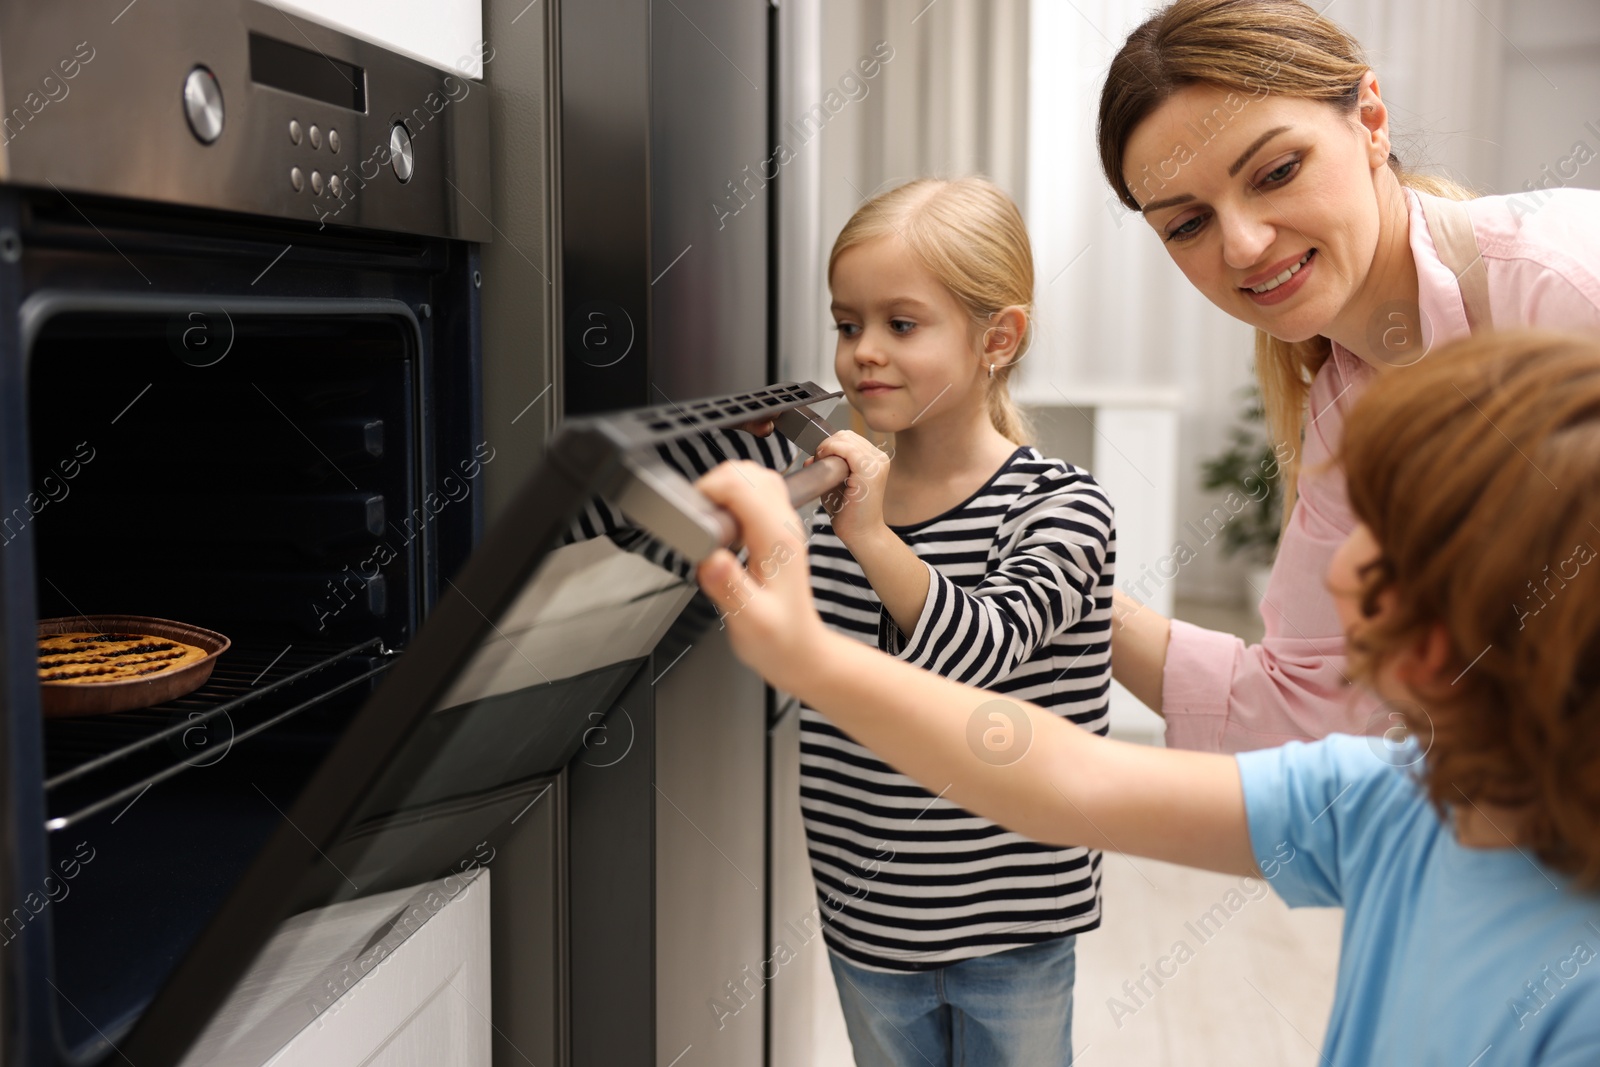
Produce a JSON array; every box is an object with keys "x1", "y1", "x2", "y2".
[{"x1": 110, "y1": 382, "x2": 840, "y2": 1065}]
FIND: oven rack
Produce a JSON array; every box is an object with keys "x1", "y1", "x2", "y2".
[{"x1": 42, "y1": 638, "x2": 397, "y2": 831}]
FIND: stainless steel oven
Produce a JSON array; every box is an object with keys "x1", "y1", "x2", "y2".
[
  {"x1": 0, "y1": 2, "x2": 489, "y2": 1062},
  {"x1": 1, "y1": 0, "x2": 805, "y2": 1063}
]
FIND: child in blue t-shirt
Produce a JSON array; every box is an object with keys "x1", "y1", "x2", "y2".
[{"x1": 693, "y1": 329, "x2": 1600, "y2": 1065}]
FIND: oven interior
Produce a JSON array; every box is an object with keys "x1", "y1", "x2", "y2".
[{"x1": 25, "y1": 307, "x2": 424, "y2": 1058}]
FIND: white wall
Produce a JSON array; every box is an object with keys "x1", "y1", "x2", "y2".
[{"x1": 1495, "y1": 0, "x2": 1600, "y2": 196}]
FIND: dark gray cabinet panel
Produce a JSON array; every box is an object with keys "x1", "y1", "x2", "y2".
[
  {"x1": 490, "y1": 774, "x2": 565, "y2": 1067},
  {"x1": 655, "y1": 628, "x2": 769, "y2": 1065}
]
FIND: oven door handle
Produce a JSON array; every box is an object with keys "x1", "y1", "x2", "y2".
[
  {"x1": 608, "y1": 406, "x2": 849, "y2": 561},
  {"x1": 775, "y1": 455, "x2": 850, "y2": 516},
  {"x1": 703, "y1": 453, "x2": 849, "y2": 549}
]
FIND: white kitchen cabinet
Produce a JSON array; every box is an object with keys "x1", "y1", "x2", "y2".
[{"x1": 180, "y1": 870, "x2": 492, "y2": 1067}]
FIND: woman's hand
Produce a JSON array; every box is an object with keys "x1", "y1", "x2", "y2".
[
  {"x1": 811, "y1": 430, "x2": 890, "y2": 548},
  {"x1": 695, "y1": 461, "x2": 832, "y2": 693},
  {"x1": 730, "y1": 417, "x2": 776, "y2": 437}
]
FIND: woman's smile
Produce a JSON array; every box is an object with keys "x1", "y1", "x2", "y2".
[{"x1": 1243, "y1": 248, "x2": 1317, "y2": 306}]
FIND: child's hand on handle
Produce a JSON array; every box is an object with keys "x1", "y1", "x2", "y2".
[
  {"x1": 695, "y1": 460, "x2": 831, "y2": 694},
  {"x1": 811, "y1": 430, "x2": 890, "y2": 548}
]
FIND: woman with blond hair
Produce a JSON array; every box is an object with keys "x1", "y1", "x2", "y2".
[{"x1": 1097, "y1": 0, "x2": 1600, "y2": 752}]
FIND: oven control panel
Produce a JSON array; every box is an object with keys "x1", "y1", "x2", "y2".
[
  {"x1": 0, "y1": 0, "x2": 491, "y2": 242},
  {"x1": 278, "y1": 115, "x2": 351, "y2": 202}
]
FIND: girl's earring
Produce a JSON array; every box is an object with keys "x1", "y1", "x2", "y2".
[{"x1": 988, "y1": 362, "x2": 996, "y2": 379}]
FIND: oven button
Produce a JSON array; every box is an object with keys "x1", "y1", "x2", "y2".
[
  {"x1": 310, "y1": 170, "x2": 324, "y2": 196},
  {"x1": 182, "y1": 66, "x2": 224, "y2": 144},
  {"x1": 309, "y1": 124, "x2": 322, "y2": 150},
  {"x1": 389, "y1": 123, "x2": 414, "y2": 183},
  {"x1": 328, "y1": 128, "x2": 340, "y2": 153},
  {"x1": 329, "y1": 174, "x2": 343, "y2": 198},
  {"x1": 289, "y1": 119, "x2": 303, "y2": 145},
  {"x1": 290, "y1": 166, "x2": 304, "y2": 192}
]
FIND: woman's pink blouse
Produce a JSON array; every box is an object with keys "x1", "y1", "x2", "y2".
[{"x1": 1162, "y1": 187, "x2": 1600, "y2": 753}]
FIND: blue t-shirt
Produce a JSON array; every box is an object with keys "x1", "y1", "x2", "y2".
[{"x1": 1237, "y1": 735, "x2": 1600, "y2": 1066}]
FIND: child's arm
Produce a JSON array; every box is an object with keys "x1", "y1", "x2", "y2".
[
  {"x1": 817, "y1": 432, "x2": 1110, "y2": 686},
  {"x1": 696, "y1": 460, "x2": 1258, "y2": 877}
]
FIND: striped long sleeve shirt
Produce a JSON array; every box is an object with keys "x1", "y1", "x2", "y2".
[{"x1": 573, "y1": 428, "x2": 1116, "y2": 971}]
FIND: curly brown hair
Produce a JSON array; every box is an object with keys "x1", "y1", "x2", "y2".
[{"x1": 1338, "y1": 331, "x2": 1600, "y2": 887}]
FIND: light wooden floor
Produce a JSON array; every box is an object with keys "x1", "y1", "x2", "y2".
[
  {"x1": 1072, "y1": 857, "x2": 1342, "y2": 1066},
  {"x1": 805, "y1": 857, "x2": 1343, "y2": 1066},
  {"x1": 805, "y1": 597, "x2": 1346, "y2": 1065}
]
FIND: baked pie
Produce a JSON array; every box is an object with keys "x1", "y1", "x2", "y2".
[{"x1": 38, "y1": 631, "x2": 210, "y2": 685}]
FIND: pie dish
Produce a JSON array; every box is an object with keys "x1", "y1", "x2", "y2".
[{"x1": 36, "y1": 615, "x2": 231, "y2": 717}]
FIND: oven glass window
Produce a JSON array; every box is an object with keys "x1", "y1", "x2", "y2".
[
  {"x1": 29, "y1": 308, "x2": 706, "y2": 1058},
  {"x1": 299, "y1": 524, "x2": 699, "y2": 906}
]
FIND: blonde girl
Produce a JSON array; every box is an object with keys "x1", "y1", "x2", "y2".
[{"x1": 724, "y1": 176, "x2": 1115, "y2": 1066}]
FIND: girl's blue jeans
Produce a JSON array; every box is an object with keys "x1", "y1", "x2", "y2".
[{"x1": 828, "y1": 934, "x2": 1076, "y2": 1066}]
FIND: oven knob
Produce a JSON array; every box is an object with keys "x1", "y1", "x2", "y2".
[
  {"x1": 310, "y1": 170, "x2": 324, "y2": 196},
  {"x1": 389, "y1": 123, "x2": 414, "y2": 183},
  {"x1": 329, "y1": 174, "x2": 343, "y2": 198},
  {"x1": 183, "y1": 66, "x2": 224, "y2": 144}
]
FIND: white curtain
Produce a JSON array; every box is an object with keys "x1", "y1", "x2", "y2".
[
  {"x1": 778, "y1": 0, "x2": 1031, "y2": 394},
  {"x1": 771, "y1": 6, "x2": 1033, "y2": 1059}
]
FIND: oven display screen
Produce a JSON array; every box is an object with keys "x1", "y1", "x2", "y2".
[{"x1": 249, "y1": 32, "x2": 366, "y2": 112}]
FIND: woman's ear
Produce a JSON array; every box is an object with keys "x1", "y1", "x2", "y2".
[
  {"x1": 1354, "y1": 70, "x2": 1392, "y2": 170},
  {"x1": 981, "y1": 306, "x2": 1029, "y2": 371}
]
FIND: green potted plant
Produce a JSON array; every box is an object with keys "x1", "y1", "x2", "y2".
[{"x1": 1199, "y1": 382, "x2": 1286, "y2": 603}]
